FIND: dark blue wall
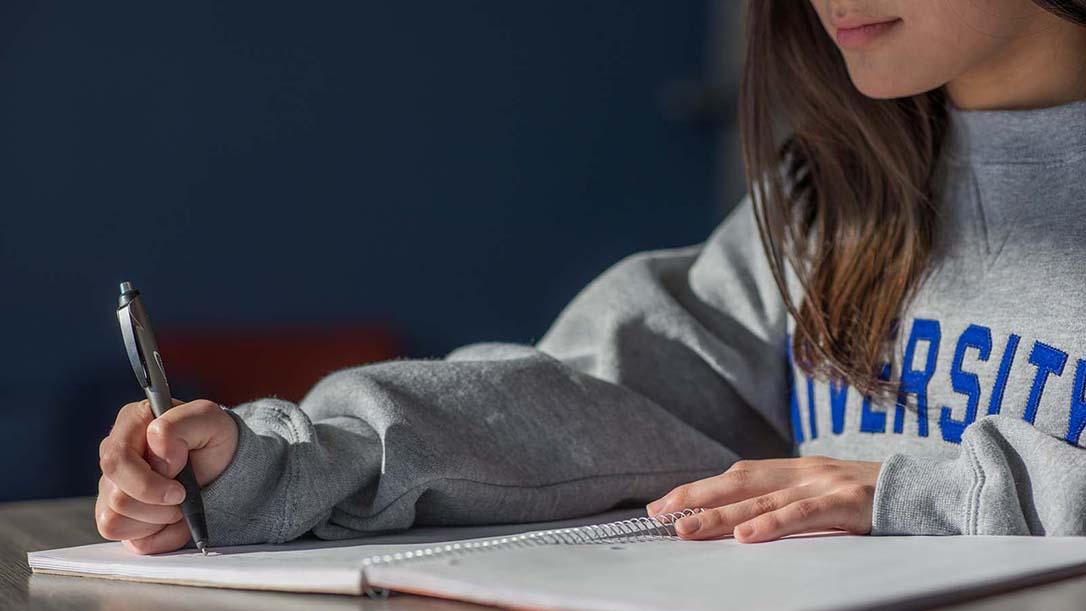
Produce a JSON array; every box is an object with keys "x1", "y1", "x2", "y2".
[{"x1": 0, "y1": 1, "x2": 735, "y2": 501}]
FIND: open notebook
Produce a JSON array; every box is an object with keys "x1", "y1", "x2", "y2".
[{"x1": 29, "y1": 509, "x2": 1086, "y2": 610}]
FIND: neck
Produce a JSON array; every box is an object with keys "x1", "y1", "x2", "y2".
[{"x1": 947, "y1": 15, "x2": 1086, "y2": 111}]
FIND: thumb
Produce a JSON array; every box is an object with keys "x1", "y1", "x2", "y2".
[{"x1": 145, "y1": 400, "x2": 238, "y2": 486}]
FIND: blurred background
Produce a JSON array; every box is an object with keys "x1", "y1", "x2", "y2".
[{"x1": 0, "y1": 1, "x2": 745, "y2": 502}]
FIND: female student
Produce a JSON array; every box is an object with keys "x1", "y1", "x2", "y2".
[{"x1": 95, "y1": 0, "x2": 1086, "y2": 554}]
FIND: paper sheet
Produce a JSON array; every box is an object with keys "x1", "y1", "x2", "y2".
[
  {"x1": 27, "y1": 509, "x2": 642, "y2": 595},
  {"x1": 366, "y1": 533, "x2": 1086, "y2": 610},
  {"x1": 29, "y1": 512, "x2": 1086, "y2": 609}
]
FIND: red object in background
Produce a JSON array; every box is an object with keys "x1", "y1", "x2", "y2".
[{"x1": 157, "y1": 326, "x2": 402, "y2": 405}]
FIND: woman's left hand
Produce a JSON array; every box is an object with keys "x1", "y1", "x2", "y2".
[{"x1": 646, "y1": 456, "x2": 880, "y2": 543}]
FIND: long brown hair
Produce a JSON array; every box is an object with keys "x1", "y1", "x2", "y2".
[{"x1": 739, "y1": 0, "x2": 1086, "y2": 397}]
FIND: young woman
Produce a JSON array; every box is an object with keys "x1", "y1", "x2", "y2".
[{"x1": 95, "y1": 0, "x2": 1086, "y2": 554}]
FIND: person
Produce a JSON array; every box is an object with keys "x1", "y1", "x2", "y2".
[{"x1": 95, "y1": 0, "x2": 1086, "y2": 554}]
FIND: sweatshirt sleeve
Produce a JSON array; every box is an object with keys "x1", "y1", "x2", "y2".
[
  {"x1": 199, "y1": 198, "x2": 793, "y2": 545},
  {"x1": 872, "y1": 415, "x2": 1086, "y2": 536}
]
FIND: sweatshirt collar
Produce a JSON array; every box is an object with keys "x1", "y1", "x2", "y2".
[{"x1": 946, "y1": 97, "x2": 1086, "y2": 164}]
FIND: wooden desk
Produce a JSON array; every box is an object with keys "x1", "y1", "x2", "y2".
[{"x1": 4, "y1": 497, "x2": 1086, "y2": 610}]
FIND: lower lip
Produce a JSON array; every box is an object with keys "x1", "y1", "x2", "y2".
[{"x1": 835, "y1": 19, "x2": 901, "y2": 48}]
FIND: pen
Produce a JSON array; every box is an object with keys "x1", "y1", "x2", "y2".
[{"x1": 116, "y1": 281, "x2": 211, "y2": 556}]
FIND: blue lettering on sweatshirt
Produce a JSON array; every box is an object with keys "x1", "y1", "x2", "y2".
[
  {"x1": 939, "y1": 324, "x2": 992, "y2": 444},
  {"x1": 807, "y1": 376, "x2": 818, "y2": 440},
  {"x1": 987, "y1": 334, "x2": 1020, "y2": 415},
  {"x1": 1067, "y1": 360, "x2": 1086, "y2": 445},
  {"x1": 1024, "y1": 341, "x2": 1067, "y2": 424},
  {"x1": 894, "y1": 319, "x2": 940, "y2": 437},
  {"x1": 787, "y1": 340, "x2": 805, "y2": 445},
  {"x1": 829, "y1": 376, "x2": 848, "y2": 435},
  {"x1": 786, "y1": 319, "x2": 1084, "y2": 448}
]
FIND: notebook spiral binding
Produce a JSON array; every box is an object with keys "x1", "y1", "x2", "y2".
[{"x1": 360, "y1": 508, "x2": 704, "y2": 599}]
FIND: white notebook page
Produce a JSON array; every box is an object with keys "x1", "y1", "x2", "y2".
[
  {"x1": 29, "y1": 513, "x2": 1086, "y2": 609},
  {"x1": 365, "y1": 533, "x2": 1086, "y2": 611},
  {"x1": 27, "y1": 509, "x2": 642, "y2": 595}
]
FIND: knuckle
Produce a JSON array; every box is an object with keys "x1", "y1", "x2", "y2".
[
  {"x1": 191, "y1": 399, "x2": 220, "y2": 416},
  {"x1": 108, "y1": 487, "x2": 130, "y2": 513},
  {"x1": 97, "y1": 510, "x2": 122, "y2": 539},
  {"x1": 843, "y1": 484, "x2": 875, "y2": 502},
  {"x1": 729, "y1": 460, "x2": 751, "y2": 472},
  {"x1": 701, "y1": 507, "x2": 726, "y2": 528},
  {"x1": 822, "y1": 472, "x2": 848, "y2": 487},
  {"x1": 668, "y1": 485, "x2": 692, "y2": 507},
  {"x1": 117, "y1": 403, "x2": 137, "y2": 420},
  {"x1": 753, "y1": 495, "x2": 777, "y2": 515},
  {"x1": 99, "y1": 442, "x2": 122, "y2": 473},
  {"x1": 757, "y1": 512, "x2": 781, "y2": 531},
  {"x1": 120, "y1": 401, "x2": 150, "y2": 421},
  {"x1": 794, "y1": 498, "x2": 821, "y2": 520},
  {"x1": 724, "y1": 468, "x2": 752, "y2": 487}
]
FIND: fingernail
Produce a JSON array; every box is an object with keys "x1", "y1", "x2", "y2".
[
  {"x1": 676, "y1": 516, "x2": 701, "y2": 535},
  {"x1": 646, "y1": 500, "x2": 665, "y2": 515},
  {"x1": 736, "y1": 524, "x2": 753, "y2": 539},
  {"x1": 164, "y1": 486, "x2": 185, "y2": 504}
]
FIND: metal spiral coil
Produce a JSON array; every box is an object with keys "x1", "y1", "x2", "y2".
[{"x1": 360, "y1": 508, "x2": 703, "y2": 598}]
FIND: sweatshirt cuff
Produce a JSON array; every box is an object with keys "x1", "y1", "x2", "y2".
[
  {"x1": 200, "y1": 406, "x2": 290, "y2": 546},
  {"x1": 871, "y1": 452, "x2": 979, "y2": 536}
]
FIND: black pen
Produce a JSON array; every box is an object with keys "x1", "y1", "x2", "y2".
[{"x1": 116, "y1": 281, "x2": 211, "y2": 556}]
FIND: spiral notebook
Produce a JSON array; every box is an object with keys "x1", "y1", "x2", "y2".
[{"x1": 29, "y1": 509, "x2": 1086, "y2": 610}]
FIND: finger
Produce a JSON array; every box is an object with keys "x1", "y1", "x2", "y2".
[
  {"x1": 734, "y1": 494, "x2": 846, "y2": 543},
  {"x1": 104, "y1": 401, "x2": 155, "y2": 457},
  {"x1": 648, "y1": 463, "x2": 803, "y2": 516},
  {"x1": 96, "y1": 504, "x2": 170, "y2": 541},
  {"x1": 99, "y1": 438, "x2": 186, "y2": 505},
  {"x1": 101, "y1": 476, "x2": 183, "y2": 525},
  {"x1": 675, "y1": 486, "x2": 816, "y2": 540},
  {"x1": 124, "y1": 520, "x2": 192, "y2": 555},
  {"x1": 146, "y1": 400, "x2": 235, "y2": 484}
]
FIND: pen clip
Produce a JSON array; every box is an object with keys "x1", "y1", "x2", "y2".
[{"x1": 118, "y1": 304, "x2": 150, "y2": 388}]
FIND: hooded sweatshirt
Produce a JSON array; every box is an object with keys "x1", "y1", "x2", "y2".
[{"x1": 201, "y1": 99, "x2": 1086, "y2": 545}]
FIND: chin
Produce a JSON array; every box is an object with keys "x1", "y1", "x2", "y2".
[
  {"x1": 845, "y1": 67, "x2": 941, "y2": 100},
  {"x1": 851, "y1": 79, "x2": 908, "y2": 99}
]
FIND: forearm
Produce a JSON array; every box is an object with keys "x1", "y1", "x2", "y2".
[{"x1": 202, "y1": 347, "x2": 740, "y2": 545}]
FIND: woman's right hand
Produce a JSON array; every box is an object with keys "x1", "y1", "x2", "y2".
[{"x1": 95, "y1": 399, "x2": 238, "y2": 554}]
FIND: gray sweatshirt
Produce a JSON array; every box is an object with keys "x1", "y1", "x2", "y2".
[{"x1": 202, "y1": 99, "x2": 1086, "y2": 545}]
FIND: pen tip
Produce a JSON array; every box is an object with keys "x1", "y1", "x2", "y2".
[{"x1": 196, "y1": 541, "x2": 208, "y2": 557}]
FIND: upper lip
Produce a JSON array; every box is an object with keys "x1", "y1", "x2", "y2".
[{"x1": 830, "y1": 15, "x2": 900, "y2": 30}]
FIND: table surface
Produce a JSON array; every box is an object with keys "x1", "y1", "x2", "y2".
[{"x1": 4, "y1": 497, "x2": 1086, "y2": 611}]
